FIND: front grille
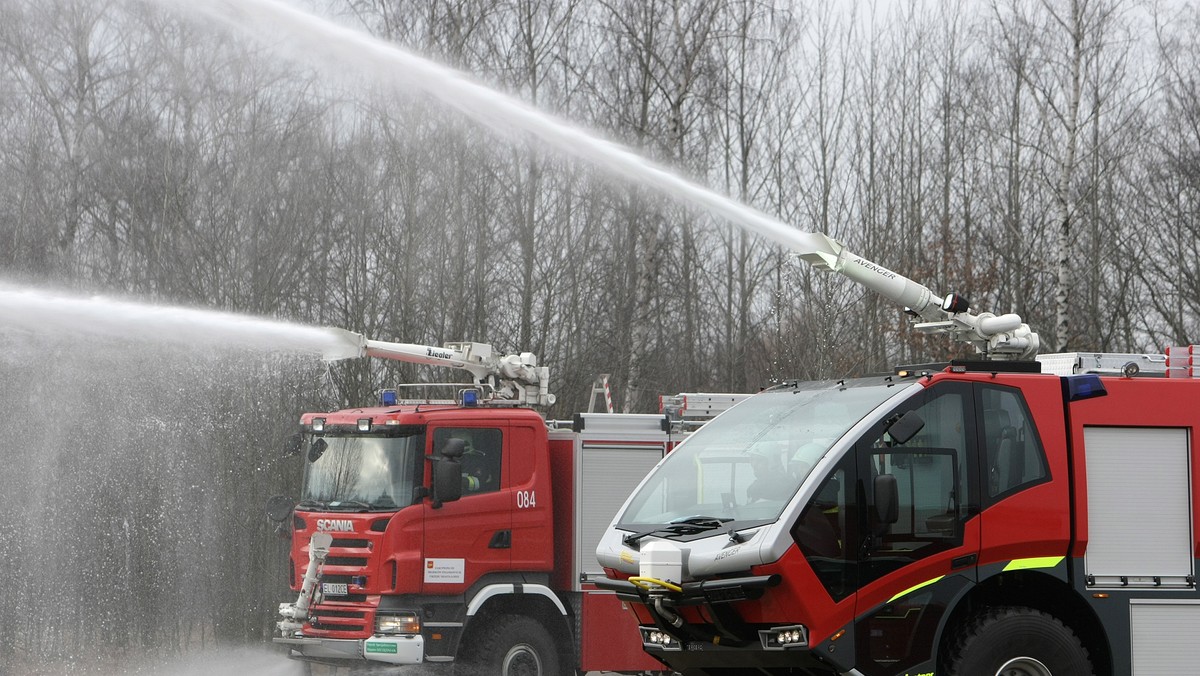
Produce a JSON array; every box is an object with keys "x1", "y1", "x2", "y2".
[
  {"x1": 326, "y1": 556, "x2": 368, "y2": 566},
  {"x1": 313, "y1": 609, "x2": 365, "y2": 619},
  {"x1": 309, "y1": 614, "x2": 368, "y2": 633},
  {"x1": 288, "y1": 527, "x2": 383, "y2": 638}
]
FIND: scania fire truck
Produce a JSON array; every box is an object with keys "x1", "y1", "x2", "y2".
[
  {"x1": 268, "y1": 337, "x2": 746, "y2": 674},
  {"x1": 596, "y1": 233, "x2": 1200, "y2": 675}
]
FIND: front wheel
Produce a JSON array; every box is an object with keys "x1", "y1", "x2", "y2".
[
  {"x1": 456, "y1": 614, "x2": 564, "y2": 676},
  {"x1": 945, "y1": 606, "x2": 1092, "y2": 676}
]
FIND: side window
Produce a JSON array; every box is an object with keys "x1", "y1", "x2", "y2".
[
  {"x1": 433, "y1": 427, "x2": 503, "y2": 495},
  {"x1": 979, "y1": 385, "x2": 1048, "y2": 501},
  {"x1": 860, "y1": 386, "x2": 971, "y2": 587},
  {"x1": 791, "y1": 453, "x2": 857, "y2": 601}
]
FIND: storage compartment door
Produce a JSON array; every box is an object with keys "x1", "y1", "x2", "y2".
[
  {"x1": 1083, "y1": 426, "x2": 1193, "y2": 587},
  {"x1": 577, "y1": 444, "x2": 663, "y2": 579},
  {"x1": 1132, "y1": 600, "x2": 1200, "y2": 674}
]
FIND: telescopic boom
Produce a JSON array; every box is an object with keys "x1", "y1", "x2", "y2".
[
  {"x1": 793, "y1": 232, "x2": 1040, "y2": 360},
  {"x1": 325, "y1": 329, "x2": 555, "y2": 407}
]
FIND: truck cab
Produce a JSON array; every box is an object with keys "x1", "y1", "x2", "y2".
[
  {"x1": 274, "y1": 401, "x2": 558, "y2": 670},
  {"x1": 596, "y1": 363, "x2": 1096, "y2": 676}
]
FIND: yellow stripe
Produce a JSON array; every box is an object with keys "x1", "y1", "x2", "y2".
[
  {"x1": 888, "y1": 576, "x2": 944, "y2": 604},
  {"x1": 1003, "y1": 556, "x2": 1065, "y2": 572}
]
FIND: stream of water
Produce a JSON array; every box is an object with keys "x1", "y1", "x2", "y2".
[
  {"x1": 0, "y1": 284, "x2": 361, "y2": 360},
  {"x1": 153, "y1": 0, "x2": 826, "y2": 257}
]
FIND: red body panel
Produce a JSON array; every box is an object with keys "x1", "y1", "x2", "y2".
[
  {"x1": 749, "y1": 547, "x2": 857, "y2": 645},
  {"x1": 508, "y1": 422, "x2": 555, "y2": 572},
  {"x1": 548, "y1": 436, "x2": 577, "y2": 591},
  {"x1": 978, "y1": 374, "x2": 1072, "y2": 566},
  {"x1": 579, "y1": 587, "x2": 665, "y2": 672}
]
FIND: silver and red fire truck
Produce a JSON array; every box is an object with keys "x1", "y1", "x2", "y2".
[
  {"x1": 268, "y1": 336, "x2": 748, "y2": 674},
  {"x1": 596, "y1": 234, "x2": 1200, "y2": 675}
]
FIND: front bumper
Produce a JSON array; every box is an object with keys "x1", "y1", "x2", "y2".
[
  {"x1": 639, "y1": 637, "x2": 839, "y2": 675},
  {"x1": 595, "y1": 574, "x2": 843, "y2": 674},
  {"x1": 275, "y1": 634, "x2": 424, "y2": 665}
]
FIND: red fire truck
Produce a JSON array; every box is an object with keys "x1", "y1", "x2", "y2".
[
  {"x1": 268, "y1": 337, "x2": 746, "y2": 674},
  {"x1": 596, "y1": 235, "x2": 1200, "y2": 675}
]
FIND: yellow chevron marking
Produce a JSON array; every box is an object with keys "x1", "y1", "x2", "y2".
[
  {"x1": 1003, "y1": 556, "x2": 1065, "y2": 572},
  {"x1": 888, "y1": 576, "x2": 945, "y2": 604}
]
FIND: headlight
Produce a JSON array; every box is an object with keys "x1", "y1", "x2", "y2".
[
  {"x1": 375, "y1": 612, "x2": 420, "y2": 635},
  {"x1": 639, "y1": 626, "x2": 680, "y2": 650},
  {"x1": 758, "y1": 624, "x2": 809, "y2": 650}
]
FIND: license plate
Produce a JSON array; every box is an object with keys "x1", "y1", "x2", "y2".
[{"x1": 322, "y1": 582, "x2": 349, "y2": 596}]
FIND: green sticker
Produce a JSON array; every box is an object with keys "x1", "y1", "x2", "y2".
[{"x1": 365, "y1": 641, "x2": 399, "y2": 654}]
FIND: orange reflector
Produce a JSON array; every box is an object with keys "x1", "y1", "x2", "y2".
[
  {"x1": 1093, "y1": 593, "x2": 1110, "y2": 599},
  {"x1": 830, "y1": 629, "x2": 846, "y2": 642}
]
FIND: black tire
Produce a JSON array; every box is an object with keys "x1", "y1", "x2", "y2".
[
  {"x1": 455, "y1": 614, "x2": 564, "y2": 676},
  {"x1": 945, "y1": 606, "x2": 1092, "y2": 676}
]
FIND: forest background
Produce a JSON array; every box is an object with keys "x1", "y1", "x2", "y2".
[{"x1": 1, "y1": 0, "x2": 1198, "y2": 668}]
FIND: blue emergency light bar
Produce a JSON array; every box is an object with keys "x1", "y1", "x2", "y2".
[
  {"x1": 1064, "y1": 374, "x2": 1107, "y2": 402},
  {"x1": 461, "y1": 389, "x2": 479, "y2": 407}
]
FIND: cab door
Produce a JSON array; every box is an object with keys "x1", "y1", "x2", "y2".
[
  {"x1": 852, "y1": 381, "x2": 981, "y2": 675},
  {"x1": 421, "y1": 423, "x2": 512, "y2": 594}
]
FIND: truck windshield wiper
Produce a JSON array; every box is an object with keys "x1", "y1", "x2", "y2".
[
  {"x1": 296, "y1": 499, "x2": 373, "y2": 512},
  {"x1": 669, "y1": 515, "x2": 732, "y2": 528},
  {"x1": 327, "y1": 499, "x2": 372, "y2": 511},
  {"x1": 622, "y1": 516, "x2": 733, "y2": 547}
]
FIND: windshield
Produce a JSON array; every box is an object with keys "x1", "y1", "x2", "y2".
[
  {"x1": 301, "y1": 428, "x2": 424, "y2": 511},
  {"x1": 619, "y1": 379, "x2": 905, "y2": 530}
]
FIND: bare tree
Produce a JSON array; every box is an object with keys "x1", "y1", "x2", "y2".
[
  {"x1": 990, "y1": 0, "x2": 1138, "y2": 350},
  {"x1": 1141, "y1": 5, "x2": 1200, "y2": 346}
]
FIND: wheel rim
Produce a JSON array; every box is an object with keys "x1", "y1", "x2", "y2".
[
  {"x1": 996, "y1": 656, "x2": 1053, "y2": 676},
  {"x1": 501, "y1": 642, "x2": 543, "y2": 676}
]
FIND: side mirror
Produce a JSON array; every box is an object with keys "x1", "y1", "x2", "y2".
[
  {"x1": 265, "y1": 495, "x2": 296, "y2": 523},
  {"x1": 264, "y1": 495, "x2": 296, "y2": 539},
  {"x1": 307, "y1": 438, "x2": 328, "y2": 463},
  {"x1": 432, "y1": 457, "x2": 462, "y2": 506},
  {"x1": 427, "y1": 438, "x2": 468, "y2": 507},
  {"x1": 873, "y1": 474, "x2": 899, "y2": 525},
  {"x1": 282, "y1": 433, "x2": 303, "y2": 458},
  {"x1": 885, "y1": 410, "x2": 925, "y2": 445}
]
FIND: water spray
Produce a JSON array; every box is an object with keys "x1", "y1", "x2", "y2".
[
  {"x1": 144, "y1": 0, "x2": 1040, "y2": 360},
  {"x1": 0, "y1": 284, "x2": 362, "y2": 359}
]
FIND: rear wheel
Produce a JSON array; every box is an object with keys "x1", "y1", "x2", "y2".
[
  {"x1": 456, "y1": 614, "x2": 564, "y2": 676},
  {"x1": 945, "y1": 606, "x2": 1092, "y2": 676}
]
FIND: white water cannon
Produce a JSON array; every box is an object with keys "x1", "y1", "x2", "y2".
[
  {"x1": 326, "y1": 329, "x2": 556, "y2": 407},
  {"x1": 277, "y1": 532, "x2": 332, "y2": 638},
  {"x1": 792, "y1": 233, "x2": 1040, "y2": 360}
]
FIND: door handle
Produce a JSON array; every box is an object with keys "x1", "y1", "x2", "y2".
[
  {"x1": 488, "y1": 530, "x2": 512, "y2": 549},
  {"x1": 951, "y1": 553, "x2": 977, "y2": 569}
]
